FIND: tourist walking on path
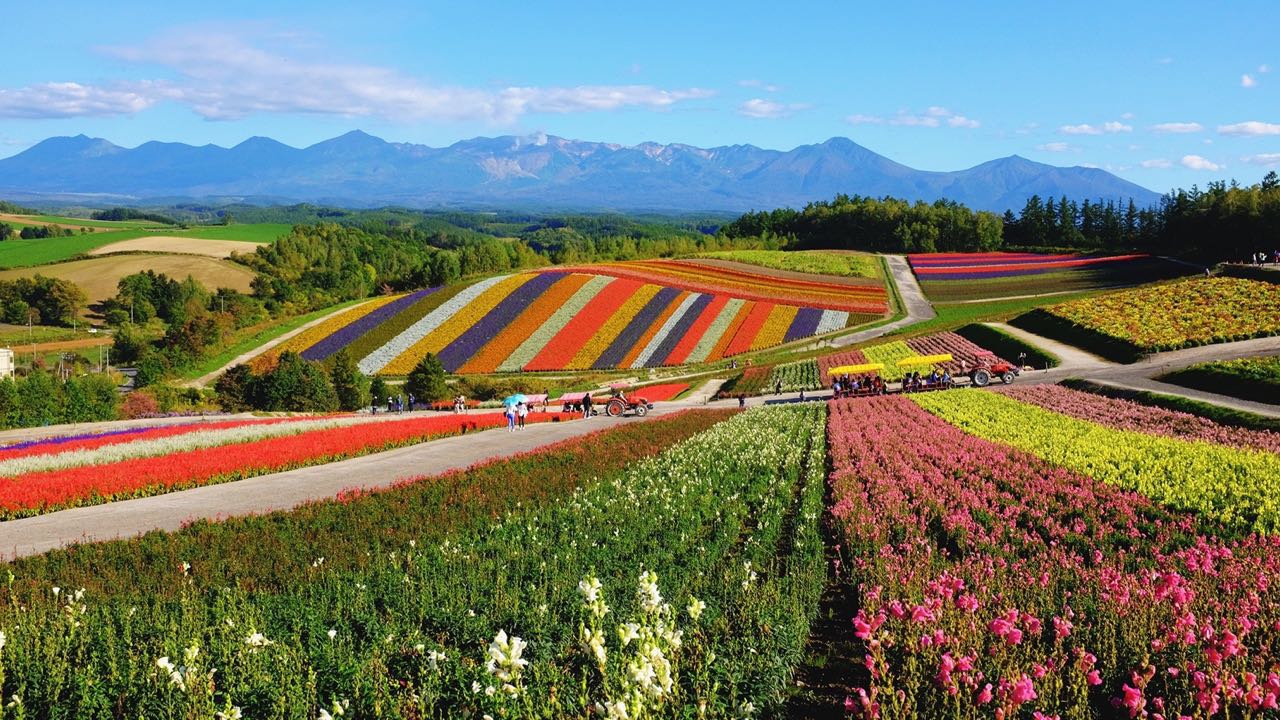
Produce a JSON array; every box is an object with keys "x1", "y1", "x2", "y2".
[
  {"x1": 583, "y1": 392, "x2": 593, "y2": 419},
  {"x1": 517, "y1": 401, "x2": 528, "y2": 429},
  {"x1": 505, "y1": 403, "x2": 517, "y2": 432}
]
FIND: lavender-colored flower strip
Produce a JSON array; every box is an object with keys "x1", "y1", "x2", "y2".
[
  {"x1": 301, "y1": 288, "x2": 437, "y2": 361},
  {"x1": 436, "y1": 273, "x2": 565, "y2": 372},
  {"x1": 645, "y1": 293, "x2": 713, "y2": 368},
  {"x1": 999, "y1": 384, "x2": 1280, "y2": 455},
  {"x1": 0, "y1": 425, "x2": 164, "y2": 452},
  {"x1": 592, "y1": 286, "x2": 682, "y2": 370},
  {"x1": 783, "y1": 306, "x2": 823, "y2": 343}
]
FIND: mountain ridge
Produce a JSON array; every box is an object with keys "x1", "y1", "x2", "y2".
[{"x1": 0, "y1": 131, "x2": 1162, "y2": 212}]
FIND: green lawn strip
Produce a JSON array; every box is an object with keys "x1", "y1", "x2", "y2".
[
  {"x1": 0, "y1": 229, "x2": 155, "y2": 268},
  {"x1": 20, "y1": 214, "x2": 167, "y2": 229},
  {"x1": 1009, "y1": 307, "x2": 1146, "y2": 363},
  {"x1": 1060, "y1": 378, "x2": 1280, "y2": 433},
  {"x1": 0, "y1": 407, "x2": 828, "y2": 717},
  {"x1": 954, "y1": 322, "x2": 1060, "y2": 369},
  {"x1": 0, "y1": 324, "x2": 82, "y2": 345},
  {"x1": 1160, "y1": 356, "x2": 1280, "y2": 405},
  {"x1": 180, "y1": 223, "x2": 292, "y2": 243},
  {"x1": 179, "y1": 299, "x2": 368, "y2": 380}
]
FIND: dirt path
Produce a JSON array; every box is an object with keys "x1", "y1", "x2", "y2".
[
  {"x1": 982, "y1": 321, "x2": 1115, "y2": 372},
  {"x1": 831, "y1": 255, "x2": 935, "y2": 347}
]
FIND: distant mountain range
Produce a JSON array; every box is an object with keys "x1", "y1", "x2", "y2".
[{"x1": 0, "y1": 131, "x2": 1162, "y2": 213}]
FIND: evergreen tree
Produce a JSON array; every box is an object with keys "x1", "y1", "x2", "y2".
[
  {"x1": 406, "y1": 353, "x2": 448, "y2": 402},
  {"x1": 329, "y1": 348, "x2": 368, "y2": 411},
  {"x1": 369, "y1": 377, "x2": 388, "y2": 410}
]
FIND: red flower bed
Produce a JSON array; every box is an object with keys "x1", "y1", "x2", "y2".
[
  {"x1": 663, "y1": 295, "x2": 730, "y2": 366},
  {"x1": 0, "y1": 412, "x2": 575, "y2": 518},
  {"x1": 524, "y1": 278, "x2": 643, "y2": 371},
  {"x1": 634, "y1": 383, "x2": 688, "y2": 402},
  {"x1": 0, "y1": 416, "x2": 319, "y2": 461},
  {"x1": 723, "y1": 302, "x2": 774, "y2": 357},
  {"x1": 904, "y1": 331, "x2": 1007, "y2": 373}
]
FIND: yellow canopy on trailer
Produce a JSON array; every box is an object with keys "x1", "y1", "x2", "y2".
[
  {"x1": 828, "y1": 363, "x2": 885, "y2": 375},
  {"x1": 896, "y1": 353, "x2": 953, "y2": 368}
]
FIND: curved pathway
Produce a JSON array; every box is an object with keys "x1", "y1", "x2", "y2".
[{"x1": 831, "y1": 255, "x2": 935, "y2": 347}]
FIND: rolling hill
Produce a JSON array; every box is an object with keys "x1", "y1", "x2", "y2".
[{"x1": 0, "y1": 131, "x2": 1161, "y2": 212}]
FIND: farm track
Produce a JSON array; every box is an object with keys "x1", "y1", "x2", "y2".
[{"x1": 831, "y1": 255, "x2": 935, "y2": 347}]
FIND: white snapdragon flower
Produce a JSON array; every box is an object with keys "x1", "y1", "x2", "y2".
[
  {"x1": 486, "y1": 629, "x2": 529, "y2": 686},
  {"x1": 686, "y1": 597, "x2": 706, "y2": 622},
  {"x1": 636, "y1": 571, "x2": 663, "y2": 614},
  {"x1": 244, "y1": 632, "x2": 273, "y2": 648}
]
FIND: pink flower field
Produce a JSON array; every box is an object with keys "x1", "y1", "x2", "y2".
[{"x1": 829, "y1": 395, "x2": 1280, "y2": 719}]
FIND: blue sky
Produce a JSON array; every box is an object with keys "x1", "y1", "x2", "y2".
[{"x1": 1, "y1": 1, "x2": 1277, "y2": 196}]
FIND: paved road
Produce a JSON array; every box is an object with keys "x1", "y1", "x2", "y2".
[{"x1": 832, "y1": 255, "x2": 935, "y2": 347}]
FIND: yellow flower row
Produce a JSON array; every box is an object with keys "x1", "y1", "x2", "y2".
[
  {"x1": 749, "y1": 304, "x2": 798, "y2": 352},
  {"x1": 565, "y1": 284, "x2": 662, "y2": 370},
  {"x1": 913, "y1": 389, "x2": 1280, "y2": 534},
  {"x1": 381, "y1": 274, "x2": 534, "y2": 375},
  {"x1": 270, "y1": 294, "x2": 407, "y2": 359}
]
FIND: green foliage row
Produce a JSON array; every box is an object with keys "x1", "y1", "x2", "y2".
[
  {"x1": 1161, "y1": 355, "x2": 1280, "y2": 405},
  {"x1": 768, "y1": 359, "x2": 822, "y2": 391},
  {"x1": 953, "y1": 323, "x2": 1059, "y2": 369},
  {"x1": 0, "y1": 370, "x2": 118, "y2": 428},
  {"x1": 694, "y1": 249, "x2": 881, "y2": 278},
  {"x1": 215, "y1": 350, "x2": 351, "y2": 412}
]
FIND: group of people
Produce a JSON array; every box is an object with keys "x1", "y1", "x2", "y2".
[
  {"x1": 371, "y1": 393, "x2": 415, "y2": 414},
  {"x1": 504, "y1": 401, "x2": 531, "y2": 431},
  {"x1": 562, "y1": 392, "x2": 595, "y2": 418},
  {"x1": 900, "y1": 369, "x2": 953, "y2": 393},
  {"x1": 831, "y1": 373, "x2": 886, "y2": 398},
  {"x1": 1249, "y1": 250, "x2": 1280, "y2": 265}
]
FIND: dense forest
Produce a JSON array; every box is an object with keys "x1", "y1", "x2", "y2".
[
  {"x1": 721, "y1": 171, "x2": 1280, "y2": 261},
  {"x1": 90, "y1": 207, "x2": 178, "y2": 224}
]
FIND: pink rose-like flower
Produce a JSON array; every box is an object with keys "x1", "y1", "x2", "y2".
[
  {"x1": 1053, "y1": 616, "x2": 1073, "y2": 640},
  {"x1": 1087, "y1": 670, "x2": 1103, "y2": 686},
  {"x1": 1011, "y1": 676, "x2": 1037, "y2": 705},
  {"x1": 976, "y1": 683, "x2": 993, "y2": 705},
  {"x1": 1121, "y1": 684, "x2": 1145, "y2": 718}
]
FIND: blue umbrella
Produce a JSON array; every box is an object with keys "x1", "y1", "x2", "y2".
[{"x1": 503, "y1": 393, "x2": 528, "y2": 406}]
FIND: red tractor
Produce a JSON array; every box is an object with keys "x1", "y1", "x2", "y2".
[
  {"x1": 967, "y1": 351, "x2": 1025, "y2": 387},
  {"x1": 604, "y1": 389, "x2": 654, "y2": 417}
]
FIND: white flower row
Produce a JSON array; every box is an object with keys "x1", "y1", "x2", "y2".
[
  {"x1": 0, "y1": 416, "x2": 385, "y2": 478},
  {"x1": 631, "y1": 293, "x2": 703, "y2": 369},
  {"x1": 358, "y1": 275, "x2": 510, "y2": 375},
  {"x1": 685, "y1": 298, "x2": 746, "y2": 364},
  {"x1": 815, "y1": 309, "x2": 850, "y2": 335},
  {"x1": 496, "y1": 275, "x2": 613, "y2": 372}
]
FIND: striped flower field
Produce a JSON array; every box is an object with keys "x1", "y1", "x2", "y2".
[{"x1": 270, "y1": 263, "x2": 887, "y2": 375}]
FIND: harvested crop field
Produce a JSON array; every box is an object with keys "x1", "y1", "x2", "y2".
[
  {"x1": 86, "y1": 235, "x2": 263, "y2": 258},
  {"x1": 0, "y1": 254, "x2": 256, "y2": 309}
]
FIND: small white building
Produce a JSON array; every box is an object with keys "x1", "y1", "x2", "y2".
[{"x1": 0, "y1": 348, "x2": 12, "y2": 379}]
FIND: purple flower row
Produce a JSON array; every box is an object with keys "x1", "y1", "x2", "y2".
[
  {"x1": 301, "y1": 288, "x2": 438, "y2": 362},
  {"x1": 592, "y1": 286, "x2": 682, "y2": 370},
  {"x1": 437, "y1": 273, "x2": 565, "y2": 372},
  {"x1": 784, "y1": 306, "x2": 824, "y2": 343}
]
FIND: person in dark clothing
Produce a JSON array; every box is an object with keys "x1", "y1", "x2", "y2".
[{"x1": 583, "y1": 393, "x2": 593, "y2": 419}]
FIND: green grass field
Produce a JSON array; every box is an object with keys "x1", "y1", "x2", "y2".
[
  {"x1": 18, "y1": 214, "x2": 168, "y2": 229},
  {"x1": 0, "y1": 223, "x2": 286, "y2": 269},
  {"x1": 1160, "y1": 355, "x2": 1280, "y2": 405},
  {"x1": 693, "y1": 249, "x2": 882, "y2": 279}
]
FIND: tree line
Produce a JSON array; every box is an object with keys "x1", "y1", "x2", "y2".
[{"x1": 720, "y1": 171, "x2": 1280, "y2": 261}]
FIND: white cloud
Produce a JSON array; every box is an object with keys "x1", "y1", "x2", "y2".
[
  {"x1": 1140, "y1": 159, "x2": 1172, "y2": 168},
  {"x1": 1261, "y1": 64, "x2": 1272, "y2": 74},
  {"x1": 0, "y1": 81, "x2": 158, "y2": 118},
  {"x1": 846, "y1": 113, "x2": 884, "y2": 125},
  {"x1": 1152, "y1": 122, "x2": 1203, "y2": 133},
  {"x1": 1181, "y1": 154, "x2": 1223, "y2": 171},
  {"x1": 1156, "y1": 57, "x2": 1174, "y2": 65},
  {"x1": 1218, "y1": 121, "x2": 1280, "y2": 136},
  {"x1": 1242, "y1": 153, "x2": 1280, "y2": 167},
  {"x1": 1120, "y1": 112, "x2": 1135, "y2": 120},
  {"x1": 1061, "y1": 124, "x2": 1103, "y2": 135},
  {"x1": 1036, "y1": 142, "x2": 1072, "y2": 152},
  {"x1": 1014, "y1": 122, "x2": 1039, "y2": 135},
  {"x1": 1242, "y1": 74, "x2": 1257, "y2": 88},
  {"x1": 738, "y1": 79, "x2": 781, "y2": 93},
  {"x1": 737, "y1": 98, "x2": 809, "y2": 119},
  {"x1": 0, "y1": 29, "x2": 713, "y2": 123},
  {"x1": 1061, "y1": 120, "x2": 1132, "y2": 135},
  {"x1": 887, "y1": 106, "x2": 979, "y2": 128}
]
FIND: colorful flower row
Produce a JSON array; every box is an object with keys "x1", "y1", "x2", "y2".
[
  {"x1": 860, "y1": 340, "x2": 919, "y2": 381},
  {"x1": 908, "y1": 252, "x2": 1149, "y2": 280},
  {"x1": 272, "y1": 293, "x2": 409, "y2": 359},
  {"x1": 999, "y1": 384, "x2": 1280, "y2": 455},
  {"x1": 817, "y1": 348, "x2": 868, "y2": 384},
  {"x1": 0, "y1": 415, "x2": 379, "y2": 477},
  {"x1": 904, "y1": 331, "x2": 1007, "y2": 373},
  {"x1": 0, "y1": 411, "x2": 574, "y2": 518},
  {"x1": 1038, "y1": 277, "x2": 1280, "y2": 352},
  {"x1": 279, "y1": 271, "x2": 859, "y2": 376},
  {"x1": 556, "y1": 259, "x2": 888, "y2": 313},
  {"x1": 829, "y1": 395, "x2": 1280, "y2": 719},
  {"x1": 912, "y1": 389, "x2": 1280, "y2": 533}
]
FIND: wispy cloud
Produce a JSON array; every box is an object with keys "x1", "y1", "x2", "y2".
[
  {"x1": 1242, "y1": 153, "x2": 1280, "y2": 167},
  {"x1": 737, "y1": 98, "x2": 809, "y2": 119},
  {"x1": 846, "y1": 113, "x2": 884, "y2": 125},
  {"x1": 1261, "y1": 64, "x2": 1272, "y2": 74},
  {"x1": 1152, "y1": 122, "x2": 1203, "y2": 134},
  {"x1": 1060, "y1": 121, "x2": 1131, "y2": 135},
  {"x1": 1218, "y1": 121, "x2": 1280, "y2": 136},
  {"x1": 0, "y1": 28, "x2": 714, "y2": 123},
  {"x1": 0, "y1": 81, "x2": 158, "y2": 118},
  {"x1": 868, "y1": 106, "x2": 980, "y2": 129},
  {"x1": 737, "y1": 79, "x2": 781, "y2": 93},
  {"x1": 1036, "y1": 142, "x2": 1072, "y2": 152},
  {"x1": 1181, "y1": 154, "x2": 1223, "y2": 171},
  {"x1": 1242, "y1": 74, "x2": 1257, "y2": 88},
  {"x1": 1140, "y1": 159, "x2": 1172, "y2": 169}
]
